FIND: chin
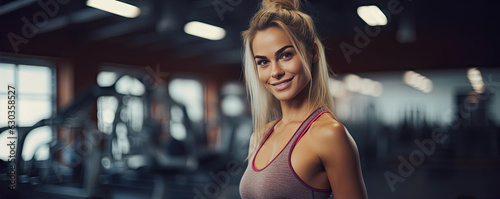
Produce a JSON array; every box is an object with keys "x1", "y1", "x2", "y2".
[{"x1": 271, "y1": 91, "x2": 298, "y2": 101}]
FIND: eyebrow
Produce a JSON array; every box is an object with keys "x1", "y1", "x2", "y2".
[{"x1": 254, "y1": 45, "x2": 294, "y2": 59}]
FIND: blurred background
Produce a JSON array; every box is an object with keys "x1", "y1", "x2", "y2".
[{"x1": 0, "y1": 0, "x2": 499, "y2": 198}]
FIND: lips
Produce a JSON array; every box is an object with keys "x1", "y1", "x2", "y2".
[
  {"x1": 270, "y1": 76, "x2": 294, "y2": 91},
  {"x1": 270, "y1": 77, "x2": 294, "y2": 86}
]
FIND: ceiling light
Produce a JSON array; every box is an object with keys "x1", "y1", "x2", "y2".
[
  {"x1": 184, "y1": 21, "x2": 226, "y2": 40},
  {"x1": 343, "y1": 74, "x2": 383, "y2": 97},
  {"x1": 329, "y1": 78, "x2": 348, "y2": 98},
  {"x1": 467, "y1": 68, "x2": 485, "y2": 93},
  {"x1": 344, "y1": 74, "x2": 362, "y2": 92},
  {"x1": 372, "y1": 81, "x2": 383, "y2": 97},
  {"x1": 87, "y1": 0, "x2": 140, "y2": 18},
  {"x1": 357, "y1": 5, "x2": 387, "y2": 26},
  {"x1": 403, "y1": 71, "x2": 433, "y2": 93}
]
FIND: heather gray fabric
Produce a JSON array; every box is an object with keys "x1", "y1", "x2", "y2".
[{"x1": 240, "y1": 107, "x2": 333, "y2": 199}]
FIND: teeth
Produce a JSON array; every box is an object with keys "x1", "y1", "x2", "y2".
[{"x1": 274, "y1": 79, "x2": 290, "y2": 86}]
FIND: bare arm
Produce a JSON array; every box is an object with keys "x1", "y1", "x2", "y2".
[{"x1": 315, "y1": 123, "x2": 368, "y2": 199}]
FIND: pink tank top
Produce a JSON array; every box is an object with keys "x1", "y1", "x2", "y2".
[{"x1": 239, "y1": 107, "x2": 333, "y2": 199}]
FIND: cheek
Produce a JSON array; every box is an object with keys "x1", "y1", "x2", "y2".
[
  {"x1": 285, "y1": 59, "x2": 305, "y2": 74},
  {"x1": 257, "y1": 68, "x2": 268, "y2": 83}
]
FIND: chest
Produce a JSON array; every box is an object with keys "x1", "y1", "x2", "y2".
[{"x1": 253, "y1": 124, "x2": 322, "y2": 174}]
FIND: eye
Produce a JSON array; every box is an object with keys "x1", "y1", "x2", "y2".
[
  {"x1": 256, "y1": 60, "x2": 269, "y2": 66},
  {"x1": 280, "y1": 52, "x2": 293, "y2": 61}
]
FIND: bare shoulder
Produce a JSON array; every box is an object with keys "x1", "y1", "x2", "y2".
[
  {"x1": 309, "y1": 113, "x2": 349, "y2": 141},
  {"x1": 309, "y1": 113, "x2": 367, "y2": 198},
  {"x1": 308, "y1": 113, "x2": 358, "y2": 155}
]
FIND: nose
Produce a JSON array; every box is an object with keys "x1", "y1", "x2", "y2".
[{"x1": 270, "y1": 62, "x2": 285, "y2": 79}]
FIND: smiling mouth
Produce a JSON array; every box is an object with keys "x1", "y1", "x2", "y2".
[{"x1": 271, "y1": 77, "x2": 294, "y2": 86}]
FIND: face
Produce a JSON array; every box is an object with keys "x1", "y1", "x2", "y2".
[{"x1": 252, "y1": 27, "x2": 311, "y2": 101}]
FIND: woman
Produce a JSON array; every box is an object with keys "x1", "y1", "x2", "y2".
[{"x1": 239, "y1": 0, "x2": 368, "y2": 198}]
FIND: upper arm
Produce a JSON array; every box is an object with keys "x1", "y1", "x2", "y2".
[{"x1": 315, "y1": 123, "x2": 368, "y2": 199}]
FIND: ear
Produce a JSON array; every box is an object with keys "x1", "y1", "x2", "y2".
[{"x1": 311, "y1": 42, "x2": 319, "y2": 64}]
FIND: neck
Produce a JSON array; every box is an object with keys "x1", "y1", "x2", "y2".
[{"x1": 279, "y1": 83, "x2": 315, "y2": 124}]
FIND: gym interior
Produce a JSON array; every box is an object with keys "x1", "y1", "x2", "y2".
[{"x1": 0, "y1": 0, "x2": 499, "y2": 198}]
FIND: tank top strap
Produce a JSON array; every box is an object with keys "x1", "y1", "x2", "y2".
[
  {"x1": 260, "y1": 119, "x2": 281, "y2": 146},
  {"x1": 285, "y1": 107, "x2": 329, "y2": 151}
]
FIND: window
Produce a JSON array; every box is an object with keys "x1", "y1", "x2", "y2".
[
  {"x1": 168, "y1": 78, "x2": 204, "y2": 123},
  {"x1": 96, "y1": 68, "x2": 147, "y2": 169},
  {"x1": 168, "y1": 77, "x2": 205, "y2": 141},
  {"x1": 96, "y1": 71, "x2": 146, "y2": 135},
  {"x1": 0, "y1": 60, "x2": 56, "y2": 161}
]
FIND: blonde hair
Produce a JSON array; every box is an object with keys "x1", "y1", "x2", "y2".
[{"x1": 242, "y1": 0, "x2": 334, "y2": 159}]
